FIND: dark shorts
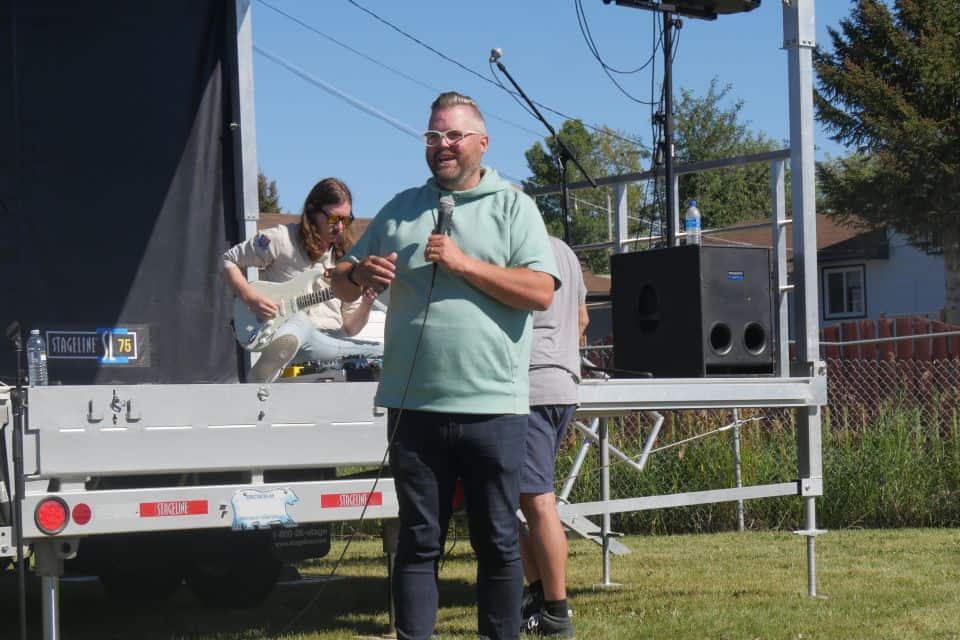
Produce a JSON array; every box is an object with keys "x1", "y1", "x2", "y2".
[{"x1": 520, "y1": 404, "x2": 577, "y2": 495}]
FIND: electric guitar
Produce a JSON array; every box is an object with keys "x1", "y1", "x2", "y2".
[{"x1": 232, "y1": 268, "x2": 334, "y2": 352}]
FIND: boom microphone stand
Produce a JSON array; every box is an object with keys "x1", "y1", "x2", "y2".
[{"x1": 490, "y1": 49, "x2": 597, "y2": 244}]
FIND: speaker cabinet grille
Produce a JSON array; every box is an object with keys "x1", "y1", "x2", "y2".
[{"x1": 611, "y1": 245, "x2": 775, "y2": 378}]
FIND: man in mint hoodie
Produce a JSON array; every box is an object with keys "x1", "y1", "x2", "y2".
[{"x1": 333, "y1": 91, "x2": 559, "y2": 640}]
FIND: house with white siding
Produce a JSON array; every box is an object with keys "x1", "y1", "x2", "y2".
[{"x1": 581, "y1": 215, "x2": 948, "y2": 341}]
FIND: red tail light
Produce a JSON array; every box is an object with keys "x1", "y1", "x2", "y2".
[
  {"x1": 35, "y1": 497, "x2": 69, "y2": 535},
  {"x1": 72, "y1": 503, "x2": 92, "y2": 526}
]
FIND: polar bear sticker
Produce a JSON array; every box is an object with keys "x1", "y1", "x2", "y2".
[{"x1": 230, "y1": 487, "x2": 300, "y2": 530}]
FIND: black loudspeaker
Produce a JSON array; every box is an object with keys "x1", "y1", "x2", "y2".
[{"x1": 611, "y1": 245, "x2": 775, "y2": 377}]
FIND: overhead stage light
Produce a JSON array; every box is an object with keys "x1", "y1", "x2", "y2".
[{"x1": 602, "y1": 0, "x2": 761, "y2": 21}]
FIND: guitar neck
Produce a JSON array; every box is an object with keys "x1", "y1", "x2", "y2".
[{"x1": 294, "y1": 287, "x2": 334, "y2": 312}]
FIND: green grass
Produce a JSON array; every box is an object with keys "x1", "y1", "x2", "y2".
[{"x1": 15, "y1": 529, "x2": 960, "y2": 639}]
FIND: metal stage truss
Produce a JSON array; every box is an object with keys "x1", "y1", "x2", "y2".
[{"x1": 525, "y1": 0, "x2": 826, "y2": 597}]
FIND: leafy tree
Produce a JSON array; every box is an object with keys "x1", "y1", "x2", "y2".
[
  {"x1": 258, "y1": 170, "x2": 281, "y2": 213},
  {"x1": 814, "y1": 0, "x2": 960, "y2": 322},
  {"x1": 524, "y1": 81, "x2": 780, "y2": 274},
  {"x1": 673, "y1": 78, "x2": 781, "y2": 228},
  {"x1": 524, "y1": 120, "x2": 648, "y2": 273}
]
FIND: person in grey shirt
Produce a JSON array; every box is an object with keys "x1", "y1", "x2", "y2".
[{"x1": 519, "y1": 236, "x2": 588, "y2": 637}]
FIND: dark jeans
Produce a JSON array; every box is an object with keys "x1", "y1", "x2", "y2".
[{"x1": 388, "y1": 409, "x2": 526, "y2": 640}]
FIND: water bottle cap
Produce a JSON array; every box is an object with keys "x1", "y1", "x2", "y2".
[
  {"x1": 30, "y1": 329, "x2": 40, "y2": 335},
  {"x1": 689, "y1": 200, "x2": 698, "y2": 207}
]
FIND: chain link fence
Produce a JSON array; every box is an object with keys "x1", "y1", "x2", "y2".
[
  {"x1": 567, "y1": 343, "x2": 960, "y2": 533},
  {"x1": 334, "y1": 343, "x2": 960, "y2": 538},
  {"x1": 579, "y1": 342, "x2": 960, "y2": 436},
  {"x1": 826, "y1": 357, "x2": 960, "y2": 432}
]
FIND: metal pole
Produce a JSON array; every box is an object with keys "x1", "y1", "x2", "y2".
[
  {"x1": 671, "y1": 173, "x2": 681, "y2": 248},
  {"x1": 804, "y1": 497, "x2": 818, "y2": 597},
  {"x1": 784, "y1": 0, "x2": 820, "y2": 366},
  {"x1": 596, "y1": 418, "x2": 620, "y2": 587},
  {"x1": 771, "y1": 159, "x2": 791, "y2": 376},
  {"x1": 662, "y1": 11, "x2": 677, "y2": 247},
  {"x1": 34, "y1": 539, "x2": 65, "y2": 640},
  {"x1": 784, "y1": 0, "x2": 826, "y2": 598},
  {"x1": 41, "y1": 576, "x2": 61, "y2": 640},
  {"x1": 558, "y1": 419, "x2": 598, "y2": 503},
  {"x1": 613, "y1": 183, "x2": 629, "y2": 255},
  {"x1": 635, "y1": 411, "x2": 664, "y2": 471},
  {"x1": 731, "y1": 409, "x2": 745, "y2": 532}
]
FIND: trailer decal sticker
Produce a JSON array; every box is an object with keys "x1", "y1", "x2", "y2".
[
  {"x1": 321, "y1": 491, "x2": 382, "y2": 509},
  {"x1": 140, "y1": 500, "x2": 208, "y2": 518},
  {"x1": 230, "y1": 487, "x2": 299, "y2": 530},
  {"x1": 44, "y1": 326, "x2": 151, "y2": 367}
]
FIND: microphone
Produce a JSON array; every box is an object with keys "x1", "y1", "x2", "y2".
[
  {"x1": 489, "y1": 47, "x2": 502, "y2": 63},
  {"x1": 436, "y1": 194, "x2": 454, "y2": 236}
]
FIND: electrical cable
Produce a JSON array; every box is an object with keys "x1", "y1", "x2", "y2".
[
  {"x1": 575, "y1": 0, "x2": 661, "y2": 106},
  {"x1": 438, "y1": 525, "x2": 459, "y2": 573},
  {"x1": 343, "y1": 0, "x2": 650, "y2": 152},
  {"x1": 640, "y1": 12, "x2": 667, "y2": 248},
  {"x1": 575, "y1": 0, "x2": 658, "y2": 75},
  {"x1": 280, "y1": 209, "x2": 452, "y2": 633},
  {"x1": 671, "y1": 21, "x2": 682, "y2": 63}
]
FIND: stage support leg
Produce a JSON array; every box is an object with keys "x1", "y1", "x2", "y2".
[
  {"x1": 731, "y1": 409, "x2": 745, "y2": 532},
  {"x1": 794, "y1": 404, "x2": 827, "y2": 598},
  {"x1": 803, "y1": 498, "x2": 819, "y2": 597},
  {"x1": 595, "y1": 418, "x2": 621, "y2": 589},
  {"x1": 34, "y1": 539, "x2": 64, "y2": 640}
]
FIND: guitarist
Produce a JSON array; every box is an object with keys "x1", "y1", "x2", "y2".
[{"x1": 222, "y1": 177, "x2": 382, "y2": 383}]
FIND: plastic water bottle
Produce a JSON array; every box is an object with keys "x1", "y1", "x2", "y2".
[
  {"x1": 27, "y1": 329, "x2": 49, "y2": 387},
  {"x1": 684, "y1": 200, "x2": 702, "y2": 245}
]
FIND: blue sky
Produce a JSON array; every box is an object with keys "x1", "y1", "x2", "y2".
[{"x1": 251, "y1": 0, "x2": 854, "y2": 217}]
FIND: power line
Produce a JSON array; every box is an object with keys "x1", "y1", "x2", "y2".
[
  {"x1": 255, "y1": 46, "x2": 538, "y2": 190},
  {"x1": 254, "y1": 45, "x2": 422, "y2": 143},
  {"x1": 255, "y1": 0, "x2": 545, "y2": 140},
  {"x1": 343, "y1": 0, "x2": 650, "y2": 152}
]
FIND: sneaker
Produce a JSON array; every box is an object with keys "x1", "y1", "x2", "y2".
[
  {"x1": 248, "y1": 335, "x2": 299, "y2": 383},
  {"x1": 521, "y1": 584, "x2": 544, "y2": 621},
  {"x1": 521, "y1": 610, "x2": 575, "y2": 638}
]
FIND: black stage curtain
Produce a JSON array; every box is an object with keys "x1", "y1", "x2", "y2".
[{"x1": 0, "y1": 1, "x2": 241, "y2": 384}]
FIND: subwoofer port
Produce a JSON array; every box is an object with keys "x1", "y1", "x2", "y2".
[
  {"x1": 709, "y1": 322, "x2": 732, "y2": 356},
  {"x1": 743, "y1": 322, "x2": 767, "y2": 355}
]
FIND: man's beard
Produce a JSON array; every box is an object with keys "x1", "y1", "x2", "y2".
[{"x1": 430, "y1": 154, "x2": 475, "y2": 190}]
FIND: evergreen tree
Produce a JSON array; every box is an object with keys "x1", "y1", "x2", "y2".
[
  {"x1": 257, "y1": 170, "x2": 281, "y2": 213},
  {"x1": 814, "y1": 0, "x2": 960, "y2": 321}
]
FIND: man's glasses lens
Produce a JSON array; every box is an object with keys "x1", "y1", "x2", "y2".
[
  {"x1": 423, "y1": 129, "x2": 474, "y2": 147},
  {"x1": 326, "y1": 213, "x2": 354, "y2": 227}
]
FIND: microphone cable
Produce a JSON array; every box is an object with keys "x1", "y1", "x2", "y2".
[{"x1": 280, "y1": 199, "x2": 452, "y2": 633}]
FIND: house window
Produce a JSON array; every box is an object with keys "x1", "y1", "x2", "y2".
[{"x1": 823, "y1": 265, "x2": 866, "y2": 320}]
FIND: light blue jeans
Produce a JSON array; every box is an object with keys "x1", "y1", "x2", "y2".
[{"x1": 274, "y1": 311, "x2": 383, "y2": 365}]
